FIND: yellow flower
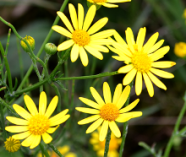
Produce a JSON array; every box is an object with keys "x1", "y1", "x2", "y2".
[
  {"x1": 174, "y1": 42, "x2": 186, "y2": 58},
  {"x1": 87, "y1": 0, "x2": 131, "y2": 8},
  {"x1": 20, "y1": 35, "x2": 35, "y2": 52},
  {"x1": 111, "y1": 28, "x2": 176, "y2": 97},
  {"x1": 76, "y1": 82, "x2": 142, "y2": 141},
  {"x1": 90, "y1": 129, "x2": 121, "y2": 157},
  {"x1": 5, "y1": 91, "x2": 70, "y2": 149},
  {"x1": 37, "y1": 145, "x2": 76, "y2": 157},
  {"x1": 52, "y1": 3, "x2": 115, "y2": 66},
  {"x1": 4, "y1": 136, "x2": 21, "y2": 152},
  {"x1": 183, "y1": 9, "x2": 186, "y2": 19}
]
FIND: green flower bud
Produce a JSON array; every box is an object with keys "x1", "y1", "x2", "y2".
[
  {"x1": 20, "y1": 35, "x2": 35, "y2": 52},
  {"x1": 44, "y1": 43, "x2": 57, "y2": 55}
]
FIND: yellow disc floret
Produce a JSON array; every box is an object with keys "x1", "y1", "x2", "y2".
[
  {"x1": 72, "y1": 30, "x2": 90, "y2": 46},
  {"x1": 100, "y1": 103, "x2": 119, "y2": 121},
  {"x1": 131, "y1": 52, "x2": 152, "y2": 73},
  {"x1": 4, "y1": 137, "x2": 21, "y2": 152},
  {"x1": 28, "y1": 114, "x2": 50, "y2": 135}
]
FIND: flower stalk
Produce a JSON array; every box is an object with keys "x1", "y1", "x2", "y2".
[{"x1": 104, "y1": 129, "x2": 111, "y2": 157}]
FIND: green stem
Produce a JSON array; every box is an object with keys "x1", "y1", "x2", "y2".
[
  {"x1": 55, "y1": 71, "x2": 119, "y2": 81},
  {"x1": 0, "y1": 103, "x2": 7, "y2": 140},
  {"x1": 0, "y1": 42, "x2": 13, "y2": 93},
  {"x1": 49, "y1": 144, "x2": 65, "y2": 157},
  {"x1": 39, "y1": 143, "x2": 50, "y2": 157},
  {"x1": 164, "y1": 99, "x2": 186, "y2": 157},
  {"x1": 104, "y1": 129, "x2": 111, "y2": 157},
  {"x1": 0, "y1": 97, "x2": 16, "y2": 115},
  {"x1": 5, "y1": 28, "x2": 11, "y2": 55},
  {"x1": 119, "y1": 83, "x2": 133, "y2": 157}
]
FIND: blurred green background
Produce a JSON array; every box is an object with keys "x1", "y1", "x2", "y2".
[{"x1": 0, "y1": 0, "x2": 186, "y2": 156}]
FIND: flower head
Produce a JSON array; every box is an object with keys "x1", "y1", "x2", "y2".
[
  {"x1": 20, "y1": 35, "x2": 35, "y2": 52},
  {"x1": 4, "y1": 136, "x2": 21, "y2": 152},
  {"x1": 90, "y1": 129, "x2": 121, "y2": 157},
  {"x1": 52, "y1": 3, "x2": 115, "y2": 66},
  {"x1": 111, "y1": 28, "x2": 176, "y2": 97},
  {"x1": 76, "y1": 82, "x2": 142, "y2": 141},
  {"x1": 87, "y1": 0, "x2": 131, "y2": 8},
  {"x1": 5, "y1": 91, "x2": 70, "y2": 149},
  {"x1": 174, "y1": 42, "x2": 186, "y2": 58}
]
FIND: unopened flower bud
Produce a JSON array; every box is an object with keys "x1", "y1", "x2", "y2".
[
  {"x1": 20, "y1": 35, "x2": 35, "y2": 52},
  {"x1": 44, "y1": 43, "x2": 57, "y2": 55}
]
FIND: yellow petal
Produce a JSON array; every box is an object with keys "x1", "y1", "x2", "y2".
[
  {"x1": 69, "y1": 4, "x2": 78, "y2": 30},
  {"x1": 45, "y1": 96, "x2": 58, "y2": 118},
  {"x1": 150, "y1": 68, "x2": 174, "y2": 78},
  {"x1": 79, "y1": 97, "x2": 100, "y2": 109},
  {"x1": 84, "y1": 45, "x2": 103, "y2": 60},
  {"x1": 102, "y1": 3, "x2": 118, "y2": 8},
  {"x1": 79, "y1": 46, "x2": 88, "y2": 66},
  {"x1": 52, "y1": 25, "x2": 72, "y2": 38},
  {"x1": 107, "y1": 0, "x2": 131, "y2": 2},
  {"x1": 135, "y1": 71, "x2": 143, "y2": 96},
  {"x1": 152, "y1": 61, "x2": 176, "y2": 68},
  {"x1": 70, "y1": 44, "x2": 79, "y2": 62},
  {"x1": 13, "y1": 104, "x2": 32, "y2": 120},
  {"x1": 143, "y1": 73, "x2": 154, "y2": 97},
  {"x1": 91, "y1": 29, "x2": 115, "y2": 40},
  {"x1": 50, "y1": 115, "x2": 70, "y2": 126},
  {"x1": 125, "y1": 27, "x2": 135, "y2": 53},
  {"x1": 42, "y1": 132, "x2": 52, "y2": 144},
  {"x1": 103, "y1": 82, "x2": 112, "y2": 104},
  {"x1": 88, "y1": 17, "x2": 108, "y2": 35},
  {"x1": 78, "y1": 3, "x2": 84, "y2": 30},
  {"x1": 113, "y1": 83, "x2": 122, "y2": 104},
  {"x1": 118, "y1": 65, "x2": 133, "y2": 73},
  {"x1": 109, "y1": 121, "x2": 121, "y2": 138},
  {"x1": 39, "y1": 91, "x2": 47, "y2": 115},
  {"x1": 113, "y1": 30, "x2": 127, "y2": 46},
  {"x1": 123, "y1": 68, "x2": 137, "y2": 85},
  {"x1": 149, "y1": 46, "x2": 170, "y2": 61},
  {"x1": 116, "y1": 85, "x2": 131, "y2": 109},
  {"x1": 5, "y1": 126, "x2": 28, "y2": 133},
  {"x1": 12, "y1": 131, "x2": 31, "y2": 140},
  {"x1": 147, "y1": 71, "x2": 167, "y2": 90},
  {"x1": 57, "y1": 40, "x2": 74, "y2": 51},
  {"x1": 57, "y1": 12, "x2": 74, "y2": 33},
  {"x1": 119, "y1": 99, "x2": 140, "y2": 113},
  {"x1": 86, "y1": 118, "x2": 104, "y2": 133},
  {"x1": 76, "y1": 107, "x2": 99, "y2": 114},
  {"x1": 24, "y1": 95, "x2": 38, "y2": 116},
  {"x1": 78, "y1": 115, "x2": 100, "y2": 125},
  {"x1": 30, "y1": 135, "x2": 41, "y2": 149},
  {"x1": 99, "y1": 120, "x2": 109, "y2": 141},
  {"x1": 115, "y1": 114, "x2": 132, "y2": 123},
  {"x1": 90, "y1": 87, "x2": 105, "y2": 107},
  {"x1": 148, "y1": 39, "x2": 164, "y2": 54},
  {"x1": 90, "y1": 39, "x2": 114, "y2": 45},
  {"x1": 136, "y1": 27, "x2": 146, "y2": 51},
  {"x1": 6, "y1": 116, "x2": 28, "y2": 125},
  {"x1": 83, "y1": 5, "x2": 96, "y2": 31},
  {"x1": 47, "y1": 125, "x2": 59, "y2": 134},
  {"x1": 21, "y1": 134, "x2": 34, "y2": 147},
  {"x1": 49, "y1": 109, "x2": 69, "y2": 124},
  {"x1": 88, "y1": 44, "x2": 109, "y2": 53}
]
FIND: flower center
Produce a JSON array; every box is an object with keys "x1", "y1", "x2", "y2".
[
  {"x1": 100, "y1": 103, "x2": 119, "y2": 121},
  {"x1": 92, "y1": 0, "x2": 106, "y2": 3},
  {"x1": 131, "y1": 52, "x2": 152, "y2": 73},
  {"x1": 28, "y1": 114, "x2": 50, "y2": 135},
  {"x1": 72, "y1": 30, "x2": 90, "y2": 46}
]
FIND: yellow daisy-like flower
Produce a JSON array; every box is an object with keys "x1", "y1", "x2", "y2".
[
  {"x1": 4, "y1": 136, "x2": 21, "y2": 152},
  {"x1": 174, "y1": 42, "x2": 186, "y2": 58},
  {"x1": 37, "y1": 145, "x2": 76, "y2": 157},
  {"x1": 5, "y1": 91, "x2": 70, "y2": 149},
  {"x1": 87, "y1": 0, "x2": 131, "y2": 8},
  {"x1": 76, "y1": 82, "x2": 142, "y2": 141},
  {"x1": 111, "y1": 28, "x2": 176, "y2": 97},
  {"x1": 90, "y1": 129, "x2": 121, "y2": 157},
  {"x1": 52, "y1": 3, "x2": 115, "y2": 66}
]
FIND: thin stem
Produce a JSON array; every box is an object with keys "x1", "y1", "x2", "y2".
[
  {"x1": 49, "y1": 144, "x2": 64, "y2": 157},
  {"x1": 5, "y1": 28, "x2": 11, "y2": 55},
  {"x1": 0, "y1": 103, "x2": 7, "y2": 140},
  {"x1": 164, "y1": 99, "x2": 186, "y2": 157},
  {"x1": 0, "y1": 97, "x2": 16, "y2": 115},
  {"x1": 39, "y1": 143, "x2": 50, "y2": 157},
  {"x1": 55, "y1": 71, "x2": 119, "y2": 81},
  {"x1": 104, "y1": 129, "x2": 111, "y2": 157}
]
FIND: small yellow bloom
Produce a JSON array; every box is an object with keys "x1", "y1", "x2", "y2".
[
  {"x1": 174, "y1": 42, "x2": 186, "y2": 58},
  {"x1": 90, "y1": 129, "x2": 121, "y2": 157},
  {"x1": 5, "y1": 91, "x2": 70, "y2": 149},
  {"x1": 87, "y1": 0, "x2": 131, "y2": 8},
  {"x1": 20, "y1": 35, "x2": 35, "y2": 52},
  {"x1": 76, "y1": 82, "x2": 142, "y2": 141},
  {"x1": 4, "y1": 136, "x2": 21, "y2": 152},
  {"x1": 111, "y1": 28, "x2": 176, "y2": 97},
  {"x1": 183, "y1": 9, "x2": 186, "y2": 19},
  {"x1": 52, "y1": 3, "x2": 115, "y2": 66}
]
